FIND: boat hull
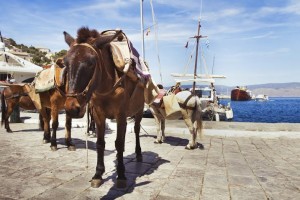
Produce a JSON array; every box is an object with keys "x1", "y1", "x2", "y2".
[{"x1": 231, "y1": 88, "x2": 251, "y2": 101}]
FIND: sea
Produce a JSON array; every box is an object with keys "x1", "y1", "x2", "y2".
[{"x1": 219, "y1": 97, "x2": 300, "y2": 123}]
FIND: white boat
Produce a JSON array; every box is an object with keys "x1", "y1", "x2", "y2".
[
  {"x1": 192, "y1": 86, "x2": 233, "y2": 121},
  {"x1": 170, "y1": 20, "x2": 233, "y2": 121},
  {"x1": 256, "y1": 94, "x2": 269, "y2": 101},
  {"x1": 0, "y1": 34, "x2": 42, "y2": 83}
]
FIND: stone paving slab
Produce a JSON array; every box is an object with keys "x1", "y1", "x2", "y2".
[{"x1": 0, "y1": 117, "x2": 299, "y2": 199}]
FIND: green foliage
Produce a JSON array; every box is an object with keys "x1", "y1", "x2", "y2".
[
  {"x1": 8, "y1": 38, "x2": 17, "y2": 46},
  {"x1": 52, "y1": 50, "x2": 67, "y2": 61},
  {"x1": 7, "y1": 37, "x2": 66, "y2": 66}
]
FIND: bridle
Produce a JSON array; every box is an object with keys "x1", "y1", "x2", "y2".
[
  {"x1": 64, "y1": 42, "x2": 100, "y2": 102},
  {"x1": 64, "y1": 42, "x2": 126, "y2": 101}
]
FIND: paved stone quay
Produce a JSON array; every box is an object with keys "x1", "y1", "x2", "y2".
[{"x1": 0, "y1": 117, "x2": 299, "y2": 199}]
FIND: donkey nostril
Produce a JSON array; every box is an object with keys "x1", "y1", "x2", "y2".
[{"x1": 76, "y1": 106, "x2": 81, "y2": 115}]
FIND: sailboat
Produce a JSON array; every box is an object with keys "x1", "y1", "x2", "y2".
[
  {"x1": 0, "y1": 31, "x2": 42, "y2": 83},
  {"x1": 140, "y1": 1, "x2": 233, "y2": 121},
  {"x1": 170, "y1": 20, "x2": 233, "y2": 121}
]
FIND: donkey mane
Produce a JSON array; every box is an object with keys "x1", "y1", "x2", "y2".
[{"x1": 76, "y1": 27, "x2": 100, "y2": 43}]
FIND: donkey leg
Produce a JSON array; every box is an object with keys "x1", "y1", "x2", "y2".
[
  {"x1": 161, "y1": 118, "x2": 166, "y2": 143},
  {"x1": 39, "y1": 113, "x2": 44, "y2": 131},
  {"x1": 65, "y1": 114, "x2": 76, "y2": 151},
  {"x1": 4, "y1": 105, "x2": 14, "y2": 133},
  {"x1": 5, "y1": 116, "x2": 12, "y2": 133},
  {"x1": 40, "y1": 109, "x2": 51, "y2": 143},
  {"x1": 185, "y1": 128, "x2": 197, "y2": 150},
  {"x1": 153, "y1": 114, "x2": 163, "y2": 144},
  {"x1": 134, "y1": 111, "x2": 143, "y2": 162},
  {"x1": 182, "y1": 110, "x2": 197, "y2": 150},
  {"x1": 115, "y1": 116, "x2": 127, "y2": 188},
  {"x1": 50, "y1": 110, "x2": 59, "y2": 151},
  {"x1": 91, "y1": 115, "x2": 106, "y2": 188}
]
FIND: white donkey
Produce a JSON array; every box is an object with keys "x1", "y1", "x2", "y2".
[{"x1": 149, "y1": 89, "x2": 204, "y2": 149}]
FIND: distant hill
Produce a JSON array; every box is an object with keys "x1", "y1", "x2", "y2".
[
  {"x1": 175, "y1": 82, "x2": 300, "y2": 97},
  {"x1": 247, "y1": 82, "x2": 300, "y2": 97}
]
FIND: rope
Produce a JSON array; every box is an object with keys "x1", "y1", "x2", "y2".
[
  {"x1": 199, "y1": 0, "x2": 203, "y2": 21},
  {"x1": 150, "y1": 0, "x2": 163, "y2": 84},
  {"x1": 140, "y1": 124, "x2": 149, "y2": 135},
  {"x1": 183, "y1": 40, "x2": 196, "y2": 75},
  {"x1": 85, "y1": 105, "x2": 89, "y2": 170}
]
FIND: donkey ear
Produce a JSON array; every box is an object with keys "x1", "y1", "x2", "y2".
[
  {"x1": 63, "y1": 31, "x2": 75, "y2": 47},
  {"x1": 95, "y1": 30, "x2": 123, "y2": 49}
]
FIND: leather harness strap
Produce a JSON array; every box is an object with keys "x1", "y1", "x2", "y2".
[
  {"x1": 65, "y1": 42, "x2": 126, "y2": 99},
  {"x1": 5, "y1": 92, "x2": 29, "y2": 100},
  {"x1": 178, "y1": 94, "x2": 196, "y2": 110}
]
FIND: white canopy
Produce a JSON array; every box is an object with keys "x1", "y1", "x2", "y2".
[{"x1": 0, "y1": 51, "x2": 42, "y2": 74}]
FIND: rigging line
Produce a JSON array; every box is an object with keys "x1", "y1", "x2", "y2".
[
  {"x1": 201, "y1": 50, "x2": 210, "y2": 75},
  {"x1": 199, "y1": 0, "x2": 203, "y2": 21},
  {"x1": 150, "y1": 0, "x2": 163, "y2": 84},
  {"x1": 183, "y1": 40, "x2": 196, "y2": 75}
]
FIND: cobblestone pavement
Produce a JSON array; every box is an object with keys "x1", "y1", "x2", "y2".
[{"x1": 0, "y1": 118, "x2": 299, "y2": 200}]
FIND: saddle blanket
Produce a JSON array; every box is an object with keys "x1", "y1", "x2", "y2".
[
  {"x1": 35, "y1": 65, "x2": 55, "y2": 93},
  {"x1": 102, "y1": 30, "x2": 150, "y2": 80},
  {"x1": 27, "y1": 84, "x2": 42, "y2": 111}
]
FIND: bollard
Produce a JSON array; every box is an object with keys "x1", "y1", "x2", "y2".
[{"x1": 10, "y1": 105, "x2": 21, "y2": 123}]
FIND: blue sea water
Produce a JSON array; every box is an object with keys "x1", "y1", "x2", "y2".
[{"x1": 219, "y1": 97, "x2": 300, "y2": 123}]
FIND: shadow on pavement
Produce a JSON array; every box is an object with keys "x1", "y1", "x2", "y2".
[{"x1": 100, "y1": 151, "x2": 170, "y2": 199}]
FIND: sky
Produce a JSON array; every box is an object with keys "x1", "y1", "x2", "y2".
[{"x1": 1, "y1": 0, "x2": 300, "y2": 87}]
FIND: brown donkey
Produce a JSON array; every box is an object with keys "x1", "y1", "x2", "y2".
[
  {"x1": 63, "y1": 28, "x2": 146, "y2": 188},
  {"x1": 25, "y1": 65, "x2": 77, "y2": 151},
  {"x1": 1, "y1": 83, "x2": 39, "y2": 132}
]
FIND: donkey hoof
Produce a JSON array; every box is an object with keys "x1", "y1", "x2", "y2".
[
  {"x1": 154, "y1": 139, "x2": 162, "y2": 144},
  {"x1": 91, "y1": 179, "x2": 103, "y2": 188},
  {"x1": 43, "y1": 139, "x2": 50, "y2": 144},
  {"x1": 51, "y1": 145, "x2": 58, "y2": 151},
  {"x1": 7, "y1": 130, "x2": 13, "y2": 133},
  {"x1": 68, "y1": 145, "x2": 76, "y2": 151},
  {"x1": 198, "y1": 143, "x2": 204, "y2": 150},
  {"x1": 116, "y1": 179, "x2": 127, "y2": 188},
  {"x1": 185, "y1": 144, "x2": 196, "y2": 150}
]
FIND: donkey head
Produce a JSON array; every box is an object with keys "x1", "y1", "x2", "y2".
[{"x1": 63, "y1": 27, "x2": 122, "y2": 118}]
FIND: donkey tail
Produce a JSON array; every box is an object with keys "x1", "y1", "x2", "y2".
[
  {"x1": 1, "y1": 92, "x2": 6, "y2": 126},
  {"x1": 194, "y1": 98, "x2": 203, "y2": 140}
]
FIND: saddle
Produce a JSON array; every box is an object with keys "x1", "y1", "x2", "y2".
[
  {"x1": 34, "y1": 62, "x2": 65, "y2": 93},
  {"x1": 101, "y1": 30, "x2": 157, "y2": 105},
  {"x1": 34, "y1": 65, "x2": 55, "y2": 93},
  {"x1": 101, "y1": 30, "x2": 151, "y2": 81}
]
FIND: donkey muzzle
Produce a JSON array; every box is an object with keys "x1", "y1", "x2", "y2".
[{"x1": 65, "y1": 97, "x2": 86, "y2": 118}]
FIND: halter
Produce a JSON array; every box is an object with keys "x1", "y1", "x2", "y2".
[
  {"x1": 65, "y1": 42, "x2": 100, "y2": 100},
  {"x1": 65, "y1": 42, "x2": 126, "y2": 100}
]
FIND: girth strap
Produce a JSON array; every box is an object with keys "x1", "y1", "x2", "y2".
[
  {"x1": 178, "y1": 94, "x2": 196, "y2": 110},
  {"x1": 5, "y1": 93, "x2": 28, "y2": 100}
]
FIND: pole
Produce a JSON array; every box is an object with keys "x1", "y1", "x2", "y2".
[
  {"x1": 0, "y1": 31, "x2": 3, "y2": 42},
  {"x1": 140, "y1": 0, "x2": 145, "y2": 59},
  {"x1": 192, "y1": 20, "x2": 201, "y2": 94},
  {"x1": 0, "y1": 31, "x2": 9, "y2": 63}
]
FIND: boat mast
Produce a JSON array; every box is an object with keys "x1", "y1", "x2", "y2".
[
  {"x1": 192, "y1": 20, "x2": 202, "y2": 94},
  {"x1": 140, "y1": 0, "x2": 145, "y2": 59}
]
